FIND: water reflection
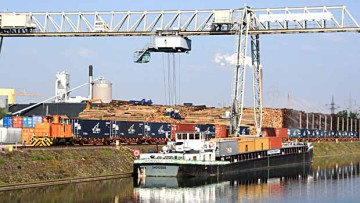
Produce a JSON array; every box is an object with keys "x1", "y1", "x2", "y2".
[
  {"x1": 1, "y1": 157, "x2": 360, "y2": 203},
  {"x1": 134, "y1": 165, "x2": 311, "y2": 203},
  {"x1": 0, "y1": 178, "x2": 135, "y2": 203}
]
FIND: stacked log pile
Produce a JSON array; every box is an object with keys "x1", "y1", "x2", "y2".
[
  {"x1": 78, "y1": 103, "x2": 286, "y2": 127},
  {"x1": 78, "y1": 101, "x2": 352, "y2": 131}
]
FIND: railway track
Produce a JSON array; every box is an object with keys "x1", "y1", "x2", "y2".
[{"x1": 0, "y1": 173, "x2": 132, "y2": 192}]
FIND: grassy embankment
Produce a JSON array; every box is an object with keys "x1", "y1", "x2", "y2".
[
  {"x1": 313, "y1": 141, "x2": 360, "y2": 157},
  {"x1": 0, "y1": 147, "x2": 134, "y2": 185}
]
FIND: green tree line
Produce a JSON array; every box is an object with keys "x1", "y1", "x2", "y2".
[{"x1": 337, "y1": 110, "x2": 359, "y2": 118}]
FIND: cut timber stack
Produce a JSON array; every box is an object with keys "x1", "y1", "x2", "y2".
[
  {"x1": 77, "y1": 101, "x2": 345, "y2": 131},
  {"x1": 78, "y1": 103, "x2": 282, "y2": 127}
]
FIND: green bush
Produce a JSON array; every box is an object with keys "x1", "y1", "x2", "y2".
[{"x1": 0, "y1": 108, "x2": 6, "y2": 119}]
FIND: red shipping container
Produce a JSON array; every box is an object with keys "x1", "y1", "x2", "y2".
[
  {"x1": 12, "y1": 116, "x2": 23, "y2": 128},
  {"x1": 262, "y1": 128, "x2": 289, "y2": 138},
  {"x1": 275, "y1": 128, "x2": 288, "y2": 138},
  {"x1": 215, "y1": 125, "x2": 227, "y2": 138},
  {"x1": 170, "y1": 123, "x2": 195, "y2": 139},
  {"x1": 268, "y1": 137, "x2": 282, "y2": 149}
]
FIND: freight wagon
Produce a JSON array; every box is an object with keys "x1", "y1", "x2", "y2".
[{"x1": 2, "y1": 115, "x2": 359, "y2": 147}]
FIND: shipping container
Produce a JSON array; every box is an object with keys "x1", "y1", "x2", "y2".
[
  {"x1": 0, "y1": 127, "x2": 22, "y2": 143},
  {"x1": 238, "y1": 140, "x2": 255, "y2": 153},
  {"x1": 254, "y1": 138, "x2": 270, "y2": 151},
  {"x1": 215, "y1": 125, "x2": 227, "y2": 138},
  {"x1": 73, "y1": 119, "x2": 112, "y2": 139},
  {"x1": 145, "y1": 122, "x2": 171, "y2": 138},
  {"x1": 300, "y1": 129, "x2": 311, "y2": 138},
  {"x1": 171, "y1": 123, "x2": 195, "y2": 139},
  {"x1": 262, "y1": 128, "x2": 288, "y2": 138},
  {"x1": 320, "y1": 130, "x2": 327, "y2": 138},
  {"x1": 328, "y1": 130, "x2": 336, "y2": 138},
  {"x1": 268, "y1": 137, "x2": 282, "y2": 149},
  {"x1": 334, "y1": 131, "x2": 341, "y2": 138},
  {"x1": 215, "y1": 139, "x2": 239, "y2": 157},
  {"x1": 239, "y1": 126, "x2": 250, "y2": 135},
  {"x1": 2, "y1": 116, "x2": 13, "y2": 127},
  {"x1": 23, "y1": 117, "x2": 34, "y2": 128},
  {"x1": 12, "y1": 116, "x2": 23, "y2": 128},
  {"x1": 118, "y1": 121, "x2": 144, "y2": 138},
  {"x1": 288, "y1": 129, "x2": 300, "y2": 138},
  {"x1": 196, "y1": 124, "x2": 215, "y2": 139},
  {"x1": 32, "y1": 116, "x2": 43, "y2": 125}
]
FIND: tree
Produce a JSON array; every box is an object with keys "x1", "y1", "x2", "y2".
[
  {"x1": 337, "y1": 110, "x2": 348, "y2": 118},
  {"x1": 337, "y1": 110, "x2": 358, "y2": 118},
  {"x1": 0, "y1": 108, "x2": 6, "y2": 119}
]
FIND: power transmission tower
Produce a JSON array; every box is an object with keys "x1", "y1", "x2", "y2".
[{"x1": 325, "y1": 95, "x2": 339, "y2": 115}]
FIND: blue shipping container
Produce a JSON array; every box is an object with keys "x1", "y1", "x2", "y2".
[
  {"x1": 22, "y1": 117, "x2": 29, "y2": 128},
  {"x1": 239, "y1": 126, "x2": 250, "y2": 135},
  {"x1": 289, "y1": 129, "x2": 300, "y2": 138},
  {"x1": 196, "y1": 124, "x2": 215, "y2": 139},
  {"x1": 117, "y1": 121, "x2": 144, "y2": 138},
  {"x1": 73, "y1": 119, "x2": 112, "y2": 139},
  {"x1": 299, "y1": 129, "x2": 309, "y2": 138},
  {"x1": 33, "y1": 116, "x2": 43, "y2": 125},
  {"x1": 145, "y1": 122, "x2": 171, "y2": 138},
  {"x1": 328, "y1": 130, "x2": 336, "y2": 138},
  {"x1": 23, "y1": 117, "x2": 34, "y2": 128},
  {"x1": 2, "y1": 116, "x2": 12, "y2": 127}
]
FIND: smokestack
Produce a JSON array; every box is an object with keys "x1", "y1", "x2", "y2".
[{"x1": 89, "y1": 65, "x2": 93, "y2": 99}]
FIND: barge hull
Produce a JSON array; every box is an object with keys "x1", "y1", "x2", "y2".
[{"x1": 134, "y1": 148, "x2": 313, "y2": 177}]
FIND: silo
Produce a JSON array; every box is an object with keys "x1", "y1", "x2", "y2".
[{"x1": 92, "y1": 78, "x2": 112, "y2": 103}]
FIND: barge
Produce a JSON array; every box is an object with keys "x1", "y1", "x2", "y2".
[{"x1": 133, "y1": 131, "x2": 313, "y2": 177}]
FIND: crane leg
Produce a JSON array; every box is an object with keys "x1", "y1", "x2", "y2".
[
  {"x1": 0, "y1": 37, "x2": 3, "y2": 54},
  {"x1": 230, "y1": 8, "x2": 251, "y2": 136},
  {"x1": 251, "y1": 34, "x2": 263, "y2": 136}
]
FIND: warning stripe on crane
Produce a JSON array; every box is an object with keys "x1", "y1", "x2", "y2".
[{"x1": 31, "y1": 137, "x2": 53, "y2": 147}]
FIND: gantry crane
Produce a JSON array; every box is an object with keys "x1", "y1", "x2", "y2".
[{"x1": 0, "y1": 5, "x2": 359, "y2": 136}]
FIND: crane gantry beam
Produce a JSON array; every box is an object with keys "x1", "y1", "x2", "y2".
[{"x1": 0, "y1": 5, "x2": 359, "y2": 37}]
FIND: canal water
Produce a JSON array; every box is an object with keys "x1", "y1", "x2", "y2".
[{"x1": 1, "y1": 155, "x2": 360, "y2": 203}]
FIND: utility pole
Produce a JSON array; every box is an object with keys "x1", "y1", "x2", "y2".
[{"x1": 345, "y1": 94, "x2": 356, "y2": 117}]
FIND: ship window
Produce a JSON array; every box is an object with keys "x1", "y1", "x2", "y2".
[
  {"x1": 189, "y1": 133, "x2": 195, "y2": 139},
  {"x1": 177, "y1": 134, "x2": 182, "y2": 139},
  {"x1": 195, "y1": 133, "x2": 200, "y2": 139},
  {"x1": 245, "y1": 145, "x2": 248, "y2": 152},
  {"x1": 193, "y1": 156, "x2": 197, "y2": 160}
]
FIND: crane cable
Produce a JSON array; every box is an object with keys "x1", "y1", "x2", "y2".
[
  {"x1": 172, "y1": 53, "x2": 176, "y2": 106},
  {"x1": 162, "y1": 54, "x2": 167, "y2": 105},
  {"x1": 162, "y1": 53, "x2": 181, "y2": 106}
]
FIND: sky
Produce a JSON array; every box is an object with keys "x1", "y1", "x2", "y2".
[{"x1": 0, "y1": 0, "x2": 359, "y2": 114}]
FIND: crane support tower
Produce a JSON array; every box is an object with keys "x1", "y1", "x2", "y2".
[{"x1": 1, "y1": 5, "x2": 359, "y2": 136}]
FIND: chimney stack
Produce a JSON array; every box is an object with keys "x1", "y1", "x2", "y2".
[{"x1": 89, "y1": 65, "x2": 93, "y2": 99}]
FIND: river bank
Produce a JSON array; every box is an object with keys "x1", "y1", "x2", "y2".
[
  {"x1": 0, "y1": 146, "x2": 134, "y2": 185},
  {"x1": 313, "y1": 141, "x2": 360, "y2": 157}
]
